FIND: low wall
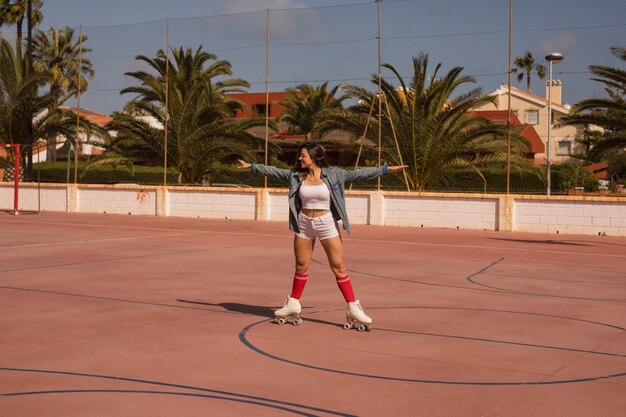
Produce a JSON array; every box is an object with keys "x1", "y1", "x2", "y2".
[{"x1": 2, "y1": 182, "x2": 626, "y2": 236}]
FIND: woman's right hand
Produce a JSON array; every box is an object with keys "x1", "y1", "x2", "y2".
[{"x1": 238, "y1": 160, "x2": 251, "y2": 169}]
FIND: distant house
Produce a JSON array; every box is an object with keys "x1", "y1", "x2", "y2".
[
  {"x1": 468, "y1": 110, "x2": 544, "y2": 163},
  {"x1": 35, "y1": 107, "x2": 112, "y2": 161},
  {"x1": 227, "y1": 91, "x2": 354, "y2": 164},
  {"x1": 227, "y1": 92, "x2": 291, "y2": 119},
  {"x1": 586, "y1": 161, "x2": 609, "y2": 181},
  {"x1": 61, "y1": 107, "x2": 112, "y2": 156},
  {"x1": 472, "y1": 82, "x2": 586, "y2": 164}
]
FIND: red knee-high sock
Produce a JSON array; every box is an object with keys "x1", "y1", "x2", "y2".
[
  {"x1": 290, "y1": 273, "x2": 308, "y2": 299},
  {"x1": 336, "y1": 275, "x2": 356, "y2": 303}
]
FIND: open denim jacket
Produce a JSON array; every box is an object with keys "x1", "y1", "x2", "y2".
[{"x1": 250, "y1": 163, "x2": 388, "y2": 234}]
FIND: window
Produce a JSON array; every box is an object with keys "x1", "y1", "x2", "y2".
[
  {"x1": 254, "y1": 104, "x2": 271, "y2": 116},
  {"x1": 557, "y1": 140, "x2": 572, "y2": 156},
  {"x1": 525, "y1": 110, "x2": 539, "y2": 125}
]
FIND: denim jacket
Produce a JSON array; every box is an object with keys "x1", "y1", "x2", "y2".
[{"x1": 250, "y1": 163, "x2": 388, "y2": 234}]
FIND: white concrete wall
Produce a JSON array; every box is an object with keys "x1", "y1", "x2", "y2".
[
  {"x1": 168, "y1": 188, "x2": 256, "y2": 219},
  {"x1": 2, "y1": 182, "x2": 626, "y2": 237},
  {"x1": 5, "y1": 184, "x2": 68, "y2": 212},
  {"x1": 268, "y1": 190, "x2": 289, "y2": 222},
  {"x1": 78, "y1": 187, "x2": 157, "y2": 216},
  {"x1": 383, "y1": 195, "x2": 498, "y2": 230},
  {"x1": 515, "y1": 198, "x2": 626, "y2": 235}
]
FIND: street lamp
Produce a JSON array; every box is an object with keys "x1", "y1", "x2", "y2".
[{"x1": 545, "y1": 52, "x2": 563, "y2": 196}]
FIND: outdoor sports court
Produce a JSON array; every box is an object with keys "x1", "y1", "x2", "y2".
[{"x1": 1, "y1": 211, "x2": 625, "y2": 416}]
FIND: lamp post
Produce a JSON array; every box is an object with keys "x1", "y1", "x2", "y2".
[{"x1": 545, "y1": 52, "x2": 563, "y2": 196}]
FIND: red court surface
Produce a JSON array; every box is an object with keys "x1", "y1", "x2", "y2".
[{"x1": 1, "y1": 211, "x2": 625, "y2": 417}]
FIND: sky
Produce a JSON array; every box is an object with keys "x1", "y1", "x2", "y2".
[{"x1": 3, "y1": 0, "x2": 623, "y2": 115}]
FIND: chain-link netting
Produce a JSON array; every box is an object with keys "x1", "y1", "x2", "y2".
[{"x1": 2, "y1": 1, "x2": 624, "y2": 193}]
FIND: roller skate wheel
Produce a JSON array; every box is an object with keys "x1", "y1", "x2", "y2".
[
  {"x1": 356, "y1": 324, "x2": 366, "y2": 332},
  {"x1": 343, "y1": 323, "x2": 352, "y2": 330},
  {"x1": 276, "y1": 317, "x2": 286, "y2": 325},
  {"x1": 293, "y1": 318, "x2": 303, "y2": 326}
]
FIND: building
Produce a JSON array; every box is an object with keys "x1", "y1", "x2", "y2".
[
  {"x1": 468, "y1": 110, "x2": 545, "y2": 163},
  {"x1": 472, "y1": 82, "x2": 584, "y2": 164},
  {"x1": 227, "y1": 92, "x2": 291, "y2": 119}
]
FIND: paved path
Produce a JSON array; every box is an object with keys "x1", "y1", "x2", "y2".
[{"x1": 1, "y1": 212, "x2": 625, "y2": 416}]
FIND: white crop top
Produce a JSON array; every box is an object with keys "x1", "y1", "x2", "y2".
[{"x1": 299, "y1": 183, "x2": 331, "y2": 210}]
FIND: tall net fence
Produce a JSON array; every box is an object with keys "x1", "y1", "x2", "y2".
[{"x1": 2, "y1": 1, "x2": 624, "y2": 193}]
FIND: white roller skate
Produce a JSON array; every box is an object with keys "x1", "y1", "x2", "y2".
[
  {"x1": 274, "y1": 296, "x2": 303, "y2": 326},
  {"x1": 344, "y1": 300, "x2": 373, "y2": 332}
]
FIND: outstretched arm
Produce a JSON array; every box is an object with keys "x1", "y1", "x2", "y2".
[
  {"x1": 345, "y1": 164, "x2": 409, "y2": 183},
  {"x1": 237, "y1": 159, "x2": 292, "y2": 183},
  {"x1": 388, "y1": 165, "x2": 409, "y2": 173}
]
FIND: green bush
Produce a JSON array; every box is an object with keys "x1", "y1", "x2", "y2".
[
  {"x1": 551, "y1": 163, "x2": 599, "y2": 192},
  {"x1": 30, "y1": 161, "x2": 555, "y2": 193}
]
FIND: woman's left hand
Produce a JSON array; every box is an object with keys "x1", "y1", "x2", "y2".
[{"x1": 388, "y1": 165, "x2": 409, "y2": 173}]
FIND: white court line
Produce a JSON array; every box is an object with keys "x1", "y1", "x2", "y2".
[
  {"x1": 2, "y1": 218, "x2": 625, "y2": 259},
  {"x1": 5, "y1": 231, "x2": 209, "y2": 249}
]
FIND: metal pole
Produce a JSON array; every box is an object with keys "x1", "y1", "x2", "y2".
[
  {"x1": 546, "y1": 60, "x2": 553, "y2": 196},
  {"x1": 74, "y1": 26, "x2": 83, "y2": 184},
  {"x1": 506, "y1": 0, "x2": 512, "y2": 195},
  {"x1": 13, "y1": 144, "x2": 20, "y2": 215},
  {"x1": 376, "y1": 0, "x2": 382, "y2": 192},
  {"x1": 163, "y1": 18, "x2": 169, "y2": 187},
  {"x1": 66, "y1": 143, "x2": 70, "y2": 183},
  {"x1": 264, "y1": 9, "x2": 270, "y2": 188},
  {"x1": 26, "y1": 0, "x2": 33, "y2": 179}
]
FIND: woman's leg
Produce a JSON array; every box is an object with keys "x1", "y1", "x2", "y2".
[
  {"x1": 320, "y1": 236, "x2": 355, "y2": 302},
  {"x1": 290, "y1": 235, "x2": 315, "y2": 299}
]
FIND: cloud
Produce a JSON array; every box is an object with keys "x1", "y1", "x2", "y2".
[
  {"x1": 220, "y1": 0, "x2": 310, "y2": 14},
  {"x1": 202, "y1": 0, "x2": 325, "y2": 42},
  {"x1": 541, "y1": 32, "x2": 578, "y2": 55}
]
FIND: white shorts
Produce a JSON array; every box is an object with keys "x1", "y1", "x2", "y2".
[{"x1": 296, "y1": 212, "x2": 340, "y2": 241}]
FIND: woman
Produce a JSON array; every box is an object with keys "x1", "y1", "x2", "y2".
[{"x1": 238, "y1": 142, "x2": 407, "y2": 331}]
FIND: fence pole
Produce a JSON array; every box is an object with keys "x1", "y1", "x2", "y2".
[
  {"x1": 506, "y1": 0, "x2": 513, "y2": 195},
  {"x1": 74, "y1": 25, "x2": 83, "y2": 184},
  {"x1": 164, "y1": 18, "x2": 170, "y2": 187},
  {"x1": 264, "y1": 9, "x2": 270, "y2": 189},
  {"x1": 376, "y1": 0, "x2": 382, "y2": 192}
]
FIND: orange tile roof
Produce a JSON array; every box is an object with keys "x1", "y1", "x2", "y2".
[
  {"x1": 470, "y1": 110, "x2": 545, "y2": 154},
  {"x1": 586, "y1": 161, "x2": 609, "y2": 180},
  {"x1": 59, "y1": 106, "x2": 112, "y2": 126}
]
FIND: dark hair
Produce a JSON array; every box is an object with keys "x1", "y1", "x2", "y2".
[{"x1": 295, "y1": 142, "x2": 330, "y2": 170}]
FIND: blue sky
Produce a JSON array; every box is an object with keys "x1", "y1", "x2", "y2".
[{"x1": 11, "y1": 0, "x2": 624, "y2": 114}]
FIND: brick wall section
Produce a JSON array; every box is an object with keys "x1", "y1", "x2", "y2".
[
  {"x1": 2, "y1": 183, "x2": 626, "y2": 237},
  {"x1": 515, "y1": 199, "x2": 626, "y2": 235},
  {"x1": 78, "y1": 186, "x2": 157, "y2": 215},
  {"x1": 383, "y1": 194, "x2": 498, "y2": 230},
  {"x1": 268, "y1": 190, "x2": 289, "y2": 222},
  {"x1": 168, "y1": 187, "x2": 256, "y2": 219},
  {"x1": 9, "y1": 183, "x2": 68, "y2": 212}
]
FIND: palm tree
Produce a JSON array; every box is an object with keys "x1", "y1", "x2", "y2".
[
  {"x1": 0, "y1": 38, "x2": 104, "y2": 179},
  {"x1": 512, "y1": 51, "x2": 547, "y2": 93},
  {"x1": 316, "y1": 53, "x2": 533, "y2": 191},
  {"x1": 32, "y1": 26, "x2": 95, "y2": 161},
  {"x1": 0, "y1": 38, "x2": 51, "y2": 152},
  {"x1": 101, "y1": 46, "x2": 268, "y2": 184},
  {"x1": 278, "y1": 82, "x2": 348, "y2": 138},
  {"x1": 0, "y1": 0, "x2": 43, "y2": 49},
  {"x1": 33, "y1": 26, "x2": 94, "y2": 98},
  {"x1": 560, "y1": 47, "x2": 625, "y2": 158}
]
